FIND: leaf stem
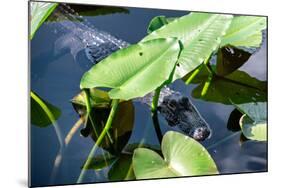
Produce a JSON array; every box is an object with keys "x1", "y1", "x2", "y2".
[
  {"x1": 77, "y1": 99, "x2": 120, "y2": 183},
  {"x1": 201, "y1": 72, "x2": 213, "y2": 96},
  {"x1": 151, "y1": 87, "x2": 161, "y2": 113},
  {"x1": 185, "y1": 54, "x2": 213, "y2": 85},
  {"x1": 152, "y1": 112, "x2": 163, "y2": 144}
]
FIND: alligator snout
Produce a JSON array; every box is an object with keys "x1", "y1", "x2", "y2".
[
  {"x1": 191, "y1": 127, "x2": 211, "y2": 141},
  {"x1": 159, "y1": 94, "x2": 212, "y2": 141}
]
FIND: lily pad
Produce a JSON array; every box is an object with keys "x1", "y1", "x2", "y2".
[
  {"x1": 236, "y1": 102, "x2": 267, "y2": 141},
  {"x1": 142, "y1": 13, "x2": 233, "y2": 80},
  {"x1": 30, "y1": 2, "x2": 58, "y2": 39},
  {"x1": 133, "y1": 131, "x2": 218, "y2": 179},
  {"x1": 239, "y1": 115, "x2": 267, "y2": 141},
  {"x1": 80, "y1": 38, "x2": 182, "y2": 100}
]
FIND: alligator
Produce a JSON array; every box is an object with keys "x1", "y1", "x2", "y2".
[{"x1": 50, "y1": 4, "x2": 211, "y2": 141}]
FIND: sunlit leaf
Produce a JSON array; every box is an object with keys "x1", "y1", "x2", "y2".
[
  {"x1": 30, "y1": 2, "x2": 58, "y2": 39},
  {"x1": 235, "y1": 102, "x2": 267, "y2": 141},
  {"x1": 31, "y1": 91, "x2": 61, "y2": 127},
  {"x1": 142, "y1": 13, "x2": 233, "y2": 80},
  {"x1": 239, "y1": 115, "x2": 267, "y2": 141},
  {"x1": 80, "y1": 38, "x2": 182, "y2": 100},
  {"x1": 221, "y1": 16, "x2": 266, "y2": 47},
  {"x1": 133, "y1": 131, "x2": 218, "y2": 179},
  {"x1": 147, "y1": 16, "x2": 170, "y2": 34}
]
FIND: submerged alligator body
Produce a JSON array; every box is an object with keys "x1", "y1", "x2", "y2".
[{"x1": 50, "y1": 4, "x2": 211, "y2": 141}]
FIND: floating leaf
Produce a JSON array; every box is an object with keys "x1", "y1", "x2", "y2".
[
  {"x1": 221, "y1": 16, "x2": 266, "y2": 47},
  {"x1": 31, "y1": 91, "x2": 61, "y2": 127},
  {"x1": 142, "y1": 13, "x2": 233, "y2": 80},
  {"x1": 235, "y1": 102, "x2": 267, "y2": 121},
  {"x1": 108, "y1": 154, "x2": 135, "y2": 181},
  {"x1": 239, "y1": 115, "x2": 267, "y2": 141},
  {"x1": 235, "y1": 102, "x2": 267, "y2": 141},
  {"x1": 185, "y1": 66, "x2": 267, "y2": 105},
  {"x1": 30, "y1": 2, "x2": 58, "y2": 39},
  {"x1": 133, "y1": 131, "x2": 218, "y2": 179},
  {"x1": 80, "y1": 38, "x2": 182, "y2": 100}
]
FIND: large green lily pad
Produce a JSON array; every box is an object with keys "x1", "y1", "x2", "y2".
[
  {"x1": 80, "y1": 38, "x2": 182, "y2": 100},
  {"x1": 142, "y1": 13, "x2": 233, "y2": 80},
  {"x1": 133, "y1": 131, "x2": 218, "y2": 179}
]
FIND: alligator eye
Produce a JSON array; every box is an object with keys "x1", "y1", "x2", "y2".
[
  {"x1": 181, "y1": 97, "x2": 189, "y2": 105},
  {"x1": 167, "y1": 99, "x2": 177, "y2": 110}
]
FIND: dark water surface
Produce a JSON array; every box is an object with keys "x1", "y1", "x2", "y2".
[{"x1": 30, "y1": 4, "x2": 267, "y2": 187}]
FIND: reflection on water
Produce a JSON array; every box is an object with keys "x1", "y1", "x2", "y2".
[{"x1": 30, "y1": 4, "x2": 267, "y2": 187}]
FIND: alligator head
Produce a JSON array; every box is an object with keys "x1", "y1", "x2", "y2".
[{"x1": 158, "y1": 93, "x2": 211, "y2": 141}]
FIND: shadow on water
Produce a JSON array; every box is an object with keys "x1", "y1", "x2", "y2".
[{"x1": 30, "y1": 3, "x2": 267, "y2": 187}]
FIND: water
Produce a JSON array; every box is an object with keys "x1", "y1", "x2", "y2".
[{"x1": 30, "y1": 4, "x2": 267, "y2": 187}]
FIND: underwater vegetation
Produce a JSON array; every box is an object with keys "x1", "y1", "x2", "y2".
[{"x1": 29, "y1": 2, "x2": 267, "y2": 186}]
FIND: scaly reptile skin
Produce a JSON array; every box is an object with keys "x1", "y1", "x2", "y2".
[{"x1": 51, "y1": 4, "x2": 212, "y2": 141}]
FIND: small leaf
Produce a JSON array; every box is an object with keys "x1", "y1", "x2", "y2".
[
  {"x1": 133, "y1": 131, "x2": 218, "y2": 179},
  {"x1": 235, "y1": 102, "x2": 267, "y2": 122},
  {"x1": 239, "y1": 115, "x2": 267, "y2": 141},
  {"x1": 235, "y1": 102, "x2": 267, "y2": 141},
  {"x1": 80, "y1": 38, "x2": 182, "y2": 100},
  {"x1": 71, "y1": 88, "x2": 111, "y2": 116},
  {"x1": 30, "y1": 2, "x2": 58, "y2": 39},
  {"x1": 221, "y1": 16, "x2": 266, "y2": 47},
  {"x1": 31, "y1": 91, "x2": 61, "y2": 127},
  {"x1": 147, "y1": 16, "x2": 170, "y2": 33}
]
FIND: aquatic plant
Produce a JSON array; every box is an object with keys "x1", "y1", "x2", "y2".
[
  {"x1": 235, "y1": 102, "x2": 267, "y2": 141},
  {"x1": 30, "y1": 2, "x2": 58, "y2": 39},
  {"x1": 29, "y1": 3, "x2": 267, "y2": 184},
  {"x1": 133, "y1": 131, "x2": 218, "y2": 179}
]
